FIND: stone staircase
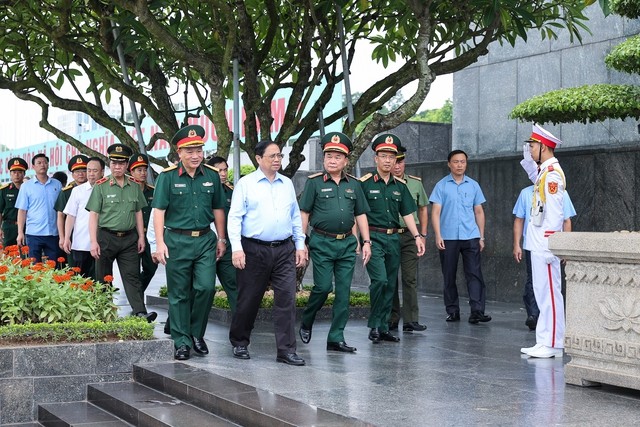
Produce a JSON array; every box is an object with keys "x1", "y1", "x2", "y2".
[{"x1": 34, "y1": 362, "x2": 371, "y2": 426}]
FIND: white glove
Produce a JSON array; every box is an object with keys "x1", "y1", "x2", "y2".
[{"x1": 520, "y1": 158, "x2": 538, "y2": 183}]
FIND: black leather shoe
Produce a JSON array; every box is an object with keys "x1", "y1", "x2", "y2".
[
  {"x1": 299, "y1": 325, "x2": 312, "y2": 344},
  {"x1": 276, "y1": 353, "x2": 305, "y2": 366},
  {"x1": 445, "y1": 312, "x2": 461, "y2": 322},
  {"x1": 327, "y1": 341, "x2": 357, "y2": 352},
  {"x1": 192, "y1": 337, "x2": 209, "y2": 355},
  {"x1": 174, "y1": 345, "x2": 190, "y2": 360},
  {"x1": 388, "y1": 322, "x2": 399, "y2": 331},
  {"x1": 468, "y1": 311, "x2": 492, "y2": 324},
  {"x1": 403, "y1": 322, "x2": 427, "y2": 332},
  {"x1": 525, "y1": 315, "x2": 537, "y2": 331},
  {"x1": 232, "y1": 346, "x2": 250, "y2": 360},
  {"x1": 163, "y1": 317, "x2": 171, "y2": 335},
  {"x1": 136, "y1": 311, "x2": 157, "y2": 323},
  {"x1": 368, "y1": 328, "x2": 381, "y2": 344},
  {"x1": 379, "y1": 331, "x2": 400, "y2": 342}
]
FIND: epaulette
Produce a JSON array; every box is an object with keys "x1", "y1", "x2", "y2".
[
  {"x1": 0, "y1": 183, "x2": 9, "y2": 190},
  {"x1": 307, "y1": 172, "x2": 323, "y2": 179},
  {"x1": 346, "y1": 173, "x2": 357, "y2": 180},
  {"x1": 162, "y1": 165, "x2": 178, "y2": 172},
  {"x1": 146, "y1": 184, "x2": 155, "y2": 190},
  {"x1": 407, "y1": 174, "x2": 422, "y2": 181},
  {"x1": 128, "y1": 175, "x2": 137, "y2": 182},
  {"x1": 62, "y1": 181, "x2": 77, "y2": 191},
  {"x1": 395, "y1": 176, "x2": 407, "y2": 184},
  {"x1": 203, "y1": 164, "x2": 219, "y2": 172},
  {"x1": 95, "y1": 177, "x2": 108, "y2": 185},
  {"x1": 359, "y1": 173, "x2": 373, "y2": 182},
  {"x1": 547, "y1": 165, "x2": 555, "y2": 172},
  {"x1": 224, "y1": 182, "x2": 234, "y2": 190}
]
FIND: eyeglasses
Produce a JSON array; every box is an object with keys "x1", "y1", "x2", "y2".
[{"x1": 262, "y1": 153, "x2": 284, "y2": 160}]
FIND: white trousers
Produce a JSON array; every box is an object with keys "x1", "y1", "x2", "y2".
[{"x1": 531, "y1": 252, "x2": 565, "y2": 348}]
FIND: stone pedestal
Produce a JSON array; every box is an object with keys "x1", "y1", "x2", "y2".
[{"x1": 549, "y1": 232, "x2": 640, "y2": 390}]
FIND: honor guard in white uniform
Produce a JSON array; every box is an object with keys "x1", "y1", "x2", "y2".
[{"x1": 520, "y1": 124, "x2": 566, "y2": 359}]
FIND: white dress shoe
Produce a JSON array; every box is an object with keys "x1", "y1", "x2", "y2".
[
  {"x1": 527, "y1": 345, "x2": 563, "y2": 358},
  {"x1": 520, "y1": 343, "x2": 543, "y2": 354}
]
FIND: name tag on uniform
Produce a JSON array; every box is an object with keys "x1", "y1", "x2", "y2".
[
  {"x1": 369, "y1": 190, "x2": 380, "y2": 194},
  {"x1": 107, "y1": 194, "x2": 116, "y2": 198},
  {"x1": 321, "y1": 188, "x2": 332, "y2": 192},
  {"x1": 174, "y1": 184, "x2": 186, "y2": 188},
  {"x1": 203, "y1": 182, "x2": 214, "y2": 187}
]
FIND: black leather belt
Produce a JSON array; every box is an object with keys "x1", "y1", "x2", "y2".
[
  {"x1": 168, "y1": 227, "x2": 211, "y2": 237},
  {"x1": 100, "y1": 228, "x2": 135, "y2": 237},
  {"x1": 313, "y1": 228, "x2": 353, "y2": 240},
  {"x1": 243, "y1": 236, "x2": 292, "y2": 247},
  {"x1": 369, "y1": 226, "x2": 406, "y2": 235}
]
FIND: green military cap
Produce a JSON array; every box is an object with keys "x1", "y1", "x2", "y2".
[
  {"x1": 68, "y1": 154, "x2": 89, "y2": 172},
  {"x1": 321, "y1": 132, "x2": 353, "y2": 155},
  {"x1": 395, "y1": 142, "x2": 407, "y2": 161},
  {"x1": 371, "y1": 133, "x2": 401, "y2": 154},
  {"x1": 107, "y1": 143, "x2": 132, "y2": 162},
  {"x1": 7, "y1": 157, "x2": 28, "y2": 172},
  {"x1": 171, "y1": 124, "x2": 206, "y2": 149},
  {"x1": 128, "y1": 153, "x2": 149, "y2": 172}
]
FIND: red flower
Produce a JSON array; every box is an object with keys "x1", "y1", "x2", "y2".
[
  {"x1": 71, "y1": 267, "x2": 81, "y2": 274},
  {"x1": 0, "y1": 266, "x2": 8, "y2": 274},
  {"x1": 24, "y1": 275, "x2": 34, "y2": 281},
  {"x1": 57, "y1": 257, "x2": 66, "y2": 263},
  {"x1": 21, "y1": 259, "x2": 31, "y2": 267},
  {"x1": 46, "y1": 260, "x2": 56, "y2": 268},
  {"x1": 103, "y1": 275, "x2": 114, "y2": 283},
  {"x1": 21, "y1": 246, "x2": 30, "y2": 254}
]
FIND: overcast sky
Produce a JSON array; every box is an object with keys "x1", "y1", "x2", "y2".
[{"x1": 0, "y1": 42, "x2": 452, "y2": 150}]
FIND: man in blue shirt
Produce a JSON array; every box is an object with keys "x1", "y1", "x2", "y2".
[
  {"x1": 513, "y1": 185, "x2": 576, "y2": 330},
  {"x1": 227, "y1": 140, "x2": 308, "y2": 366},
  {"x1": 430, "y1": 150, "x2": 490, "y2": 324},
  {"x1": 16, "y1": 153, "x2": 62, "y2": 262}
]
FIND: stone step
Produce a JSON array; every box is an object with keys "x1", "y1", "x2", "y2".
[
  {"x1": 134, "y1": 362, "x2": 371, "y2": 427},
  {"x1": 88, "y1": 381, "x2": 238, "y2": 427},
  {"x1": 38, "y1": 401, "x2": 131, "y2": 426}
]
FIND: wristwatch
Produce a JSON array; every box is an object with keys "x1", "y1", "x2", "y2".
[
  {"x1": 414, "y1": 234, "x2": 421, "y2": 239},
  {"x1": 362, "y1": 240, "x2": 372, "y2": 245},
  {"x1": 219, "y1": 238, "x2": 227, "y2": 244}
]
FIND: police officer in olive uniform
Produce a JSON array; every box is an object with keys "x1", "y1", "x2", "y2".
[
  {"x1": 206, "y1": 156, "x2": 238, "y2": 313},
  {"x1": 0, "y1": 157, "x2": 28, "y2": 246},
  {"x1": 128, "y1": 153, "x2": 158, "y2": 295},
  {"x1": 152, "y1": 125, "x2": 227, "y2": 361},
  {"x1": 55, "y1": 154, "x2": 89, "y2": 255},
  {"x1": 298, "y1": 132, "x2": 371, "y2": 353},
  {"x1": 360, "y1": 134, "x2": 425, "y2": 343},
  {"x1": 86, "y1": 144, "x2": 156, "y2": 322}
]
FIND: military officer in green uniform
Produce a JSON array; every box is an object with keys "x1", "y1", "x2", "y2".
[
  {"x1": 0, "y1": 157, "x2": 28, "y2": 247},
  {"x1": 152, "y1": 125, "x2": 226, "y2": 361},
  {"x1": 55, "y1": 154, "x2": 89, "y2": 255},
  {"x1": 128, "y1": 153, "x2": 158, "y2": 295},
  {"x1": 298, "y1": 132, "x2": 371, "y2": 353},
  {"x1": 86, "y1": 143, "x2": 156, "y2": 322},
  {"x1": 206, "y1": 156, "x2": 238, "y2": 313},
  {"x1": 360, "y1": 134, "x2": 425, "y2": 344},
  {"x1": 390, "y1": 144, "x2": 428, "y2": 332}
]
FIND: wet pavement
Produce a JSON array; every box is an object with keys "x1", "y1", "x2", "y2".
[{"x1": 112, "y1": 265, "x2": 640, "y2": 426}]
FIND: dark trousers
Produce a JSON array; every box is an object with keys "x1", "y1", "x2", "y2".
[
  {"x1": 26, "y1": 234, "x2": 60, "y2": 263},
  {"x1": 71, "y1": 249, "x2": 96, "y2": 281},
  {"x1": 1, "y1": 223, "x2": 18, "y2": 247},
  {"x1": 523, "y1": 250, "x2": 539, "y2": 318},
  {"x1": 139, "y1": 237, "x2": 158, "y2": 293},
  {"x1": 391, "y1": 231, "x2": 420, "y2": 324},
  {"x1": 95, "y1": 229, "x2": 146, "y2": 314},
  {"x1": 439, "y1": 238, "x2": 486, "y2": 314},
  {"x1": 229, "y1": 237, "x2": 297, "y2": 356}
]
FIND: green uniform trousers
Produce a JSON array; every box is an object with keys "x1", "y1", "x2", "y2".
[
  {"x1": 216, "y1": 249, "x2": 238, "y2": 314},
  {"x1": 95, "y1": 229, "x2": 146, "y2": 314},
  {"x1": 366, "y1": 232, "x2": 401, "y2": 331},
  {"x1": 301, "y1": 233, "x2": 358, "y2": 342},
  {"x1": 139, "y1": 236, "x2": 158, "y2": 293},
  {"x1": 391, "y1": 231, "x2": 420, "y2": 324},
  {"x1": 164, "y1": 230, "x2": 216, "y2": 349},
  {"x1": 1, "y1": 223, "x2": 18, "y2": 247}
]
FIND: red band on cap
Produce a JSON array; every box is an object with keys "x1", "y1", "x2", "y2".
[
  {"x1": 324, "y1": 142, "x2": 349, "y2": 154},
  {"x1": 529, "y1": 132, "x2": 557, "y2": 149},
  {"x1": 129, "y1": 160, "x2": 147, "y2": 171},
  {"x1": 375, "y1": 143, "x2": 398, "y2": 153},
  {"x1": 177, "y1": 136, "x2": 204, "y2": 149}
]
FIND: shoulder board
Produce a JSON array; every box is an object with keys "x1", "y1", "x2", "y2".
[
  {"x1": 162, "y1": 165, "x2": 178, "y2": 172},
  {"x1": 359, "y1": 173, "x2": 373, "y2": 182},
  {"x1": 62, "y1": 182, "x2": 76, "y2": 191},
  {"x1": 146, "y1": 184, "x2": 155, "y2": 190},
  {"x1": 203, "y1": 164, "x2": 219, "y2": 172},
  {"x1": 0, "y1": 183, "x2": 9, "y2": 190},
  {"x1": 347, "y1": 173, "x2": 357, "y2": 180},
  {"x1": 224, "y1": 182, "x2": 234, "y2": 190},
  {"x1": 95, "y1": 177, "x2": 108, "y2": 185},
  {"x1": 407, "y1": 174, "x2": 422, "y2": 181},
  {"x1": 395, "y1": 176, "x2": 407, "y2": 184},
  {"x1": 307, "y1": 172, "x2": 323, "y2": 179},
  {"x1": 128, "y1": 175, "x2": 137, "y2": 182}
]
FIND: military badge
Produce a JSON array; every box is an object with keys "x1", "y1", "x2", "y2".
[
  {"x1": 189, "y1": 129, "x2": 197, "y2": 137},
  {"x1": 548, "y1": 182, "x2": 558, "y2": 194},
  {"x1": 385, "y1": 136, "x2": 393, "y2": 144},
  {"x1": 331, "y1": 134, "x2": 340, "y2": 143}
]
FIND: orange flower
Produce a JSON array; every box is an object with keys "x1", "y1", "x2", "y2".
[
  {"x1": 0, "y1": 275, "x2": 5, "y2": 281},
  {"x1": 31, "y1": 263, "x2": 43, "y2": 271},
  {"x1": 70, "y1": 282, "x2": 78, "y2": 289},
  {"x1": 0, "y1": 265, "x2": 8, "y2": 274},
  {"x1": 21, "y1": 259, "x2": 31, "y2": 267},
  {"x1": 71, "y1": 267, "x2": 81, "y2": 274},
  {"x1": 57, "y1": 256, "x2": 66, "y2": 263},
  {"x1": 53, "y1": 274, "x2": 67, "y2": 283},
  {"x1": 21, "y1": 246, "x2": 30, "y2": 254},
  {"x1": 24, "y1": 275, "x2": 34, "y2": 281},
  {"x1": 84, "y1": 280, "x2": 94, "y2": 287},
  {"x1": 81, "y1": 282, "x2": 92, "y2": 291},
  {"x1": 103, "y1": 275, "x2": 114, "y2": 283},
  {"x1": 46, "y1": 260, "x2": 56, "y2": 268}
]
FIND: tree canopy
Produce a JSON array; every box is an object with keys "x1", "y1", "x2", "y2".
[
  {"x1": 511, "y1": 0, "x2": 640, "y2": 124},
  {"x1": 0, "y1": 0, "x2": 593, "y2": 175}
]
